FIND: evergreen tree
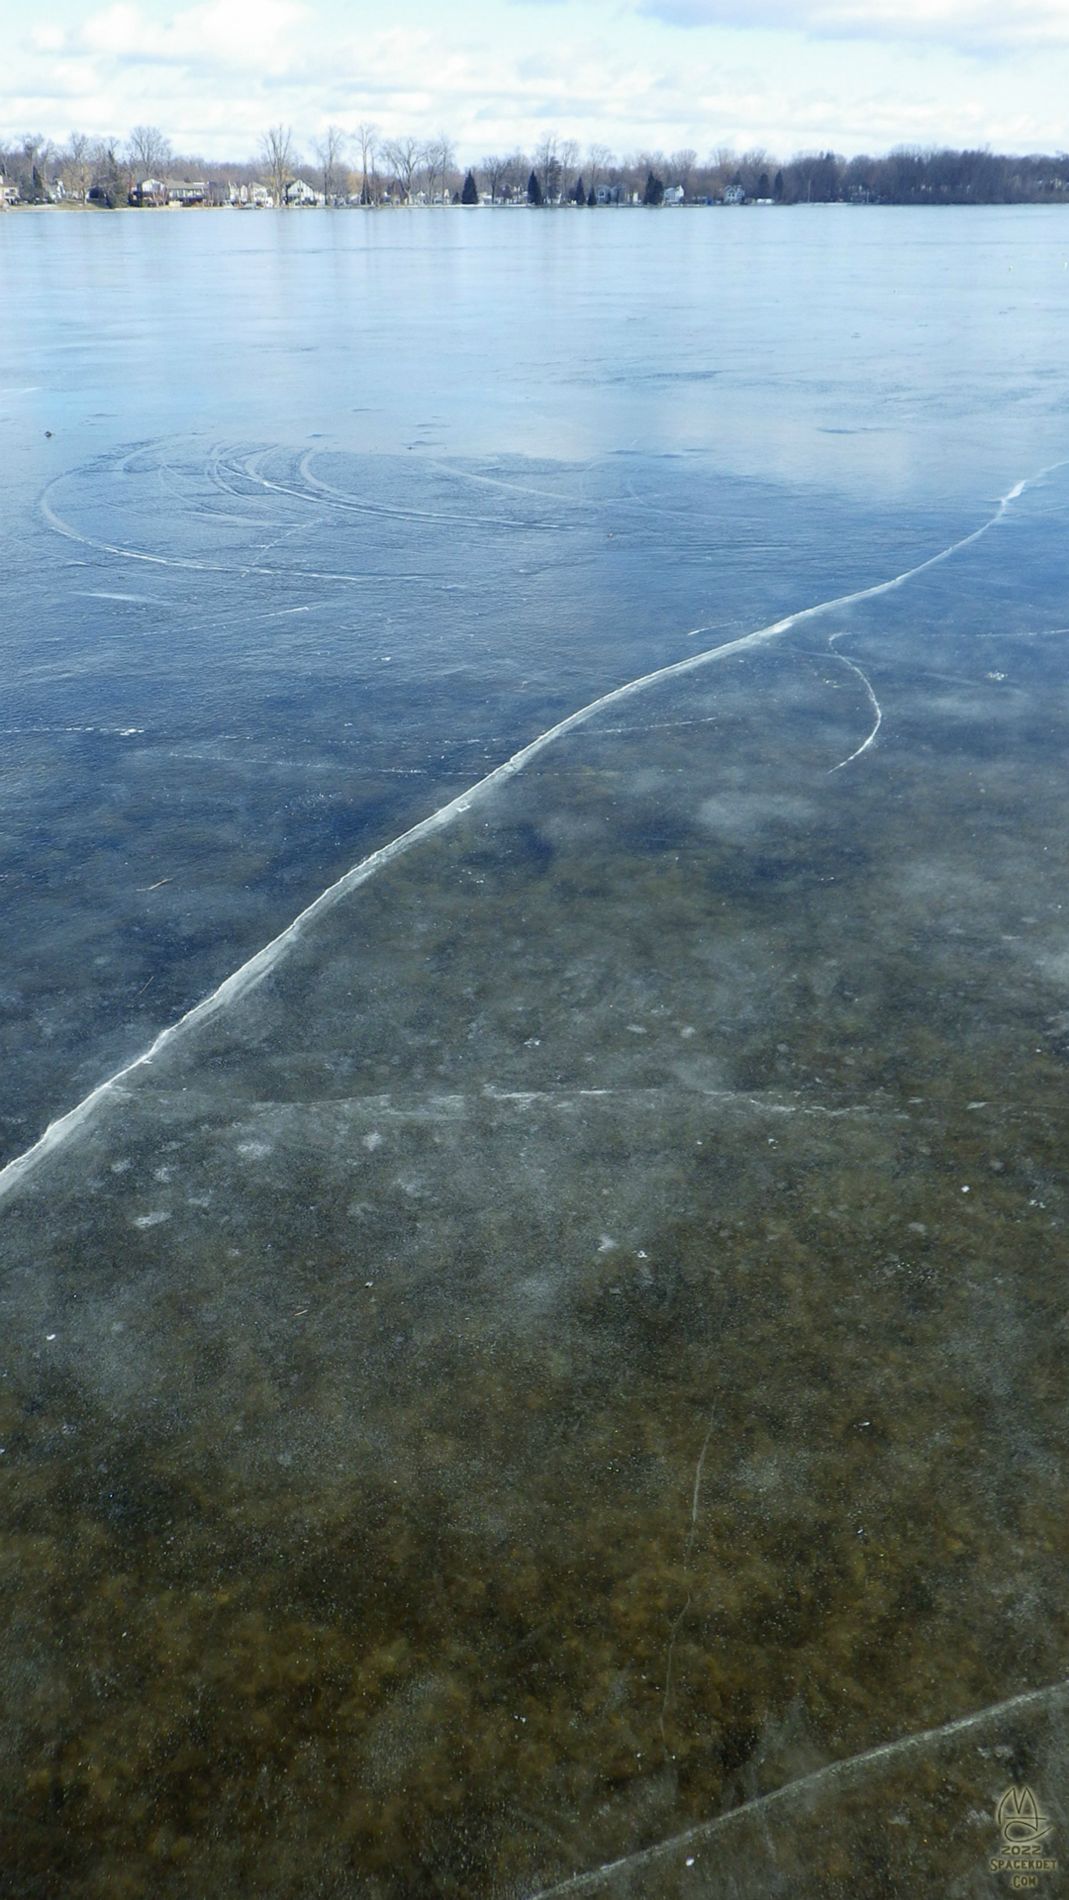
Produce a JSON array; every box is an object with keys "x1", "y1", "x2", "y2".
[
  {"x1": 461, "y1": 169, "x2": 478, "y2": 204},
  {"x1": 527, "y1": 170, "x2": 543, "y2": 206},
  {"x1": 587, "y1": 187, "x2": 596, "y2": 206},
  {"x1": 573, "y1": 175, "x2": 585, "y2": 203},
  {"x1": 773, "y1": 169, "x2": 784, "y2": 201},
  {"x1": 89, "y1": 144, "x2": 124, "y2": 208},
  {"x1": 643, "y1": 169, "x2": 665, "y2": 206}
]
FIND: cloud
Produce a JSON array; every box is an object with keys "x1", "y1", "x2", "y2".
[
  {"x1": 80, "y1": 0, "x2": 308, "y2": 74},
  {"x1": 30, "y1": 25, "x2": 68, "y2": 52},
  {"x1": 637, "y1": 0, "x2": 1069, "y2": 50},
  {"x1": 4, "y1": 0, "x2": 1069, "y2": 159}
]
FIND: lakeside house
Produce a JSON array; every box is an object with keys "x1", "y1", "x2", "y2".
[
  {"x1": 228, "y1": 182, "x2": 273, "y2": 207},
  {"x1": 129, "y1": 178, "x2": 168, "y2": 206},
  {"x1": 284, "y1": 178, "x2": 323, "y2": 206},
  {"x1": 128, "y1": 177, "x2": 251, "y2": 207}
]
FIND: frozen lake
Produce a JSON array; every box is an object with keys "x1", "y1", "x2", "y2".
[{"x1": 2, "y1": 205, "x2": 1069, "y2": 1895}]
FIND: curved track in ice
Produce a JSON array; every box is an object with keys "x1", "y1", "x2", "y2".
[
  {"x1": 527, "y1": 1676, "x2": 1069, "y2": 1897},
  {"x1": 0, "y1": 462, "x2": 1059, "y2": 1209},
  {"x1": 236, "y1": 445, "x2": 561, "y2": 534},
  {"x1": 40, "y1": 445, "x2": 462, "y2": 589},
  {"x1": 424, "y1": 456, "x2": 601, "y2": 513}
]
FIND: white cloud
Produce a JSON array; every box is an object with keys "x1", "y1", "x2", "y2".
[
  {"x1": 4, "y1": 0, "x2": 1069, "y2": 158},
  {"x1": 30, "y1": 25, "x2": 69, "y2": 52},
  {"x1": 638, "y1": 0, "x2": 1069, "y2": 50},
  {"x1": 79, "y1": 0, "x2": 308, "y2": 74}
]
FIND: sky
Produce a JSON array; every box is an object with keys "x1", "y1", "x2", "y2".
[{"x1": 3, "y1": 0, "x2": 1068, "y2": 163}]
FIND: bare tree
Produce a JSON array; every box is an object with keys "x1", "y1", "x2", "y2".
[
  {"x1": 586, "y1": 143, "x2": 611, "y2": 199},
  {"x1": 558, "y1": 137, "x2": 579, "y2": 200},
  {"x1": 502, "y1": 151, "x2": 528, "y2": 200},
  {"x1": 669, "y1": 147, "x2": 697, "y2": 198},
  {"x1": 633, "y1": 148, "x2": 667, "y2": 182},
  {"x1": 354, "y1": 122, "x2": 377, "y2": 204},
  {"x1": 480, "y1": 150, "x2": 528, "y2": 202},
  {"x1": 423, "y1": 132, "x2": 456, "y2": 204},
  {"x1": 706, "y1": 145, "x2": 737, "y2": 195},
  {"x1": 61, "y1": 131, "x2": 93, "y2": 201},
  {"x1": 381, "y1": 135, "x2": 422, "y2": 202},
  {"x1": 127, "y1": 124, "x2": 172, "y2": 178},
  {"x1": 314, "y1": 125, "x2": 347, "y2": 204},
  {"x1": 738, "y1": 147, "x2": 773, "y2": 196},
  {"x1": 261, "y1": 124, "x2": 296, "y2": 206},
  {"x1": 481, "y1": 153, "x2": 511, "y2": 204}
]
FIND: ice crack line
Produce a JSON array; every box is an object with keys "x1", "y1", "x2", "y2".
[
  {"x1": 659, "y1": 1414, "x2": 717, "y2": 1746},
  {"x1": 528, "y1": 1676, "x2": 1069, "y2": 1898},
  {"x1": 826, "y1": 629, "x2": 883, "y2": 774},
  {"x1": 2, "y1": 463, "x2": 1059, "y2": 1209}
]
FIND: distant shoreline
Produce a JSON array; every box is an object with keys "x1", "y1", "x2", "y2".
[{"x1": 5, "y1": 198, "x2": 1069, "y2": 216}]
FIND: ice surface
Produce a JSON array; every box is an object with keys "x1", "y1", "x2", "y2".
[
  {"x1": 3, "y1": 439, "x2": 943, "y2": 1167},
  {"x1": 3, "y1": 209, "x2": 1069, "y2": 1896},
  {"x1": 4, "y1": 464, "x2": 1069, "y2": 1894},
  {"x1": 529, "y1": 1683, "x2": 1069, "y2": 1895}
]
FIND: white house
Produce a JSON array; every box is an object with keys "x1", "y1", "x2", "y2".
[
  {"x1": 722, "y1": 184, "x2": 745, "y2": 205},
  {"x1": 229, "y1": 182, "x2": 273, "y2": 207},
  {"x1": 663, "y1": 185, "x2": 685, "y2": 205}
]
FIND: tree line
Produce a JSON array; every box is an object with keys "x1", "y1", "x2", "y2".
[{"x1": 3, "y1": 124, "x2": 1068, "y2": 208}]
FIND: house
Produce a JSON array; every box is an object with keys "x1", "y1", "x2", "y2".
[
  {"x1": 229, "y1": 182, "x2": 273, "y2": 207},
  {"x1": 168, "y1": 180, "x2": 207, "y2": 204},
  {"x1": 663, "y1": 185, "x2": 685, "y2": 205},
  {"x1": 722, "y1": 184, "x2": 745, "y2": 205},
  {"x1": 595, "y1": 183, "x2": 621, "y2": 205},
  {"x1": 285, "y1": 178, "x2": 321, "y2": 206},
  {"x1": 129, "y1": 178, "x2": 168, "y2": 206}
]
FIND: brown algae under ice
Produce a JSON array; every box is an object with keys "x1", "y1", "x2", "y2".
[{"x1": 3, "y1": 541, "x2": 1069, "y2": 1896}]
